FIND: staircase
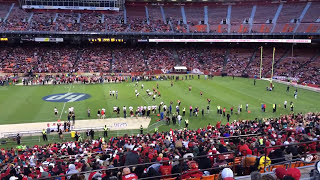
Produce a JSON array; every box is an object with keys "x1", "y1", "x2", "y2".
[
  {"x1": 293, "y1": 2, "x2": 311, "y2": 33},
  {"x1": 73, "y1": 49, "x2": 83, "y2": 72},
  {"x1": 160, "y1": 6, "x2": 166, "y2": 24},
  {"x1": 248, "y1": 5, "x2": 256, "y2": 33},
  {"x1": 263, "y1": 48, "x2": 290, "y2": 77},
  {"x1": 181, "y1": 6, "x2": 187, "y2": 25},
  {"x1": 204, "y1": 6, "x2": 208, "y2": 25},
  {"x1": 110, "y1": 50, "x2": 115, "y2": 73},
  {"x1": 145, "y1": 6, "x2": 150, "y2": 25},
  {"x1": 242, "y1": 47, "x2": 259, "y2": 74},
  {"x1": 227, "y1": 5, "x2": 232, "y2": 33},
  {"x1": 172, "y1": 49, "x2": 182, "y2": 66},
  {"x1": 26, "y1": 12, "x2": 34, "y2": 30},
  {"x1": 294, "y1": 52, "x2": 320, "y2": 72},
  {"x1": 3, "y1": 3, "x2": 15, "y2": 23},
  {"x1": 222, "y1": 49, "x2": 230, "y2": 74},
  {"x1": 123, "y1": 6, "x2": 127, "y2": 24},
  {"x1": 271, "y1": 3, "x2": 283, "y2": 33}
]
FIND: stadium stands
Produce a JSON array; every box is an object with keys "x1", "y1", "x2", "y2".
[
  {"x1": 0, "y1": 45, "x2": 319, "y2": 85},
  {"x1": 0, "y1": 2, "x2": 318, "y2": 33},
  {"x1": 0, "y1": 112, "x2": 319, "y2": 179}
]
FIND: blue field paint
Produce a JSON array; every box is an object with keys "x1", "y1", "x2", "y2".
[{"x1": 43, "y1": 93, "x2": 91, "y2": 102}]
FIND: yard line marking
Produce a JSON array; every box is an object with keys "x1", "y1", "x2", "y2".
[{"x1": 59, "y1": 84, "x2": 73, "y2": 119}]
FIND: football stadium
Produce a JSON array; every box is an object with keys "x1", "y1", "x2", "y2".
[{"x1": 0, "y1": 0, "x2": 320, "y2": 179}]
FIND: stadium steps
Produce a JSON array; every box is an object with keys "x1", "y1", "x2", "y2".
[
  {"x1": 26, "y1": 12, "x2": 33, "y2": 30},
  {"x1": 168, "y1": 21, "x2": 174, "y2": 32},
  {"x1": 3, "y1": 3, "x2": 15, "y2": 23},
  {"x1": 227, "y1": 5, "x2": 232, "y2": 33},
  {"x1": 27, "y1": 12, "x2": 33, "y2": 23},
  {"x1": 141, "y1": 50, "x2": 149, "y2": 70},
  {"x1": 242, "y1": 47, "x2": 259, "y2": 74},
  {"x1": 101, "y1": 14, "x2": 105, "y2": 23},
  {"x1": 111, "y1": 51, "x2": 114, "y2": 73},
  {"x1": 145, "y1": 6, "x2": 150, "y2": 25},
  {"x1": 248, "y1": 5, "x2": 257, "y2": 33},
  {"x1": 123, "y1": 6, "x2": 127, "y2": 24},
  {"x1": 181, "y1": 6, "x2": 187, "y2": 25},
  {"x1": 204, "y1": 6, "x2": 208, "y2": 25},
  {"x1": 270, "y1": 3, "x2": 283, "y2": 33},
  {"x1": 172, "y1": 49, "x2": 182, "y2": 66},
  {"x1": 295, "y1": 52, "x2": 320, "y2": 72},
  {"x1": 160, "y1": 6, "x2": 166, "y2": 24},
  {"x1": 222, "y1": 49, "x2": 230, "y2": 73},
  {"x1": 293, "y1": 2, "x2": 312, "y2": 33},
  {"x1": 53, "y1": 13, "x2": 58, "y2": 23},
  {"x1": 204, "y1": 6, "x2": 210, "y2": 33},
  {"x1": 263, "y1": 48, "x2": 290, "y2": 77},
  {"x1": 72, "y1": 49, "x2": 83, "y2": 71}
]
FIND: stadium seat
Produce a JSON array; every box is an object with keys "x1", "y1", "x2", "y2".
[
  {"x1": 269, "y1": 164, "x2": 286, "y2": 171},
  {"x1": 187, "y1": 177, "x2": 201, "y2": 180},
  {"x1": 291, "y1": 161, "x2": 302, "y2": 168},
  {"x1": 201, "y1": 175, "x2": 215, "y2": 180}
]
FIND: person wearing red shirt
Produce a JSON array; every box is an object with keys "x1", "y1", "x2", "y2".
[
  {"x1": 122, "y1": 168, "x2": 138, "y2": 180},
  {"x1": 159, "y1": 157, "x2": 172, "y2": 178}
]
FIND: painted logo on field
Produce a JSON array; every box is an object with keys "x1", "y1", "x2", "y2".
[{"x1": 43, "y1": 93, "x2": 91, "y2": 102}]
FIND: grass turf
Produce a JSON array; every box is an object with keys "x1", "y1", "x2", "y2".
[{"x1": 0, "y1": 76, "x2": 319, "y2": 133}]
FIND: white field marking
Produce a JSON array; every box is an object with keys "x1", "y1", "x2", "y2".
[{"x1": 59, "y1": 84, "x2": 73, "y2": 119}]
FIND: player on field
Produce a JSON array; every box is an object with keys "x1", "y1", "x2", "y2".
[
  {"x1": 101, "y1": 108, "x2": 106, "y2": 119},
  {"x1": 129, "y1": 106, "x2": 133, "y2": 117},
  {"x1": 54, "y1": 107, "x2": 58, "y2": 117},
  {"x1": 97, "y1": 109, "x2": 101, "y2": 117},
  {"x1": 123, "y1": 106, "x2": 127, "y2": 118},
  {"x1": 284, "y1": 100, "x2": 287, "y2": 109},
  {"x1": 189, "y1": 86, "x2": 192, "y2": 92}
]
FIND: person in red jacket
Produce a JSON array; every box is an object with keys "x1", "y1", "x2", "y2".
[
  {"x1": 159, "y1": 157, "x2": 172, "y2": 178},
  {"x1": 181, "y1": 161, "x2": 203, "y2": 179},
  {"x1": 122, "y1": 167, "x2": 138, "y2": 180}
]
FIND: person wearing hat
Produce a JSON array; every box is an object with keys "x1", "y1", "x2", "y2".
[
  {"x1": 181, "y1": 161, "x2": 203, "y2": 179},
  {"x1": 257, "y1": 150, "x2": 271, "y2": 171},
  {"x1": 16, "y1": 134, "x2": 21, "y2": 145},
  {"x1": 241, "y1": 149, "x2": 257, "y2": 175},
  {"x1": 122, "y1": 167, "x2": 138, "y2": 180},
  {"x1": 275, "y1": 167, "x2": 287, "y2": 179},
  {"x1": 42, "y1": 129, "x2": 47, "y2": 141},
  {"x1": 220, "y1": 168, "x2": 234, "y2": 180},
  {"x1": 285, "y1": 168, "x2": 301, "y2": 180},
  {"x1": 159, "y1": 157, "x2": 172, "y2": 178}
]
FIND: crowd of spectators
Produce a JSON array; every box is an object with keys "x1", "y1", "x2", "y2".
[
  {"x1": 0, "y1": 112, "x2": 319, "y2": 179},
  {"x1": 0, "y1": 45, "x2": 319, "y2": 85}
]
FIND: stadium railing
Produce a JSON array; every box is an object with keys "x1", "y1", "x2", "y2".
[
  {"x1": 34, "y1": 139, "x2": 320, "y2": 180},
  {"x1": 0, "y1": 30, "x2": 318, "y2": 36}
]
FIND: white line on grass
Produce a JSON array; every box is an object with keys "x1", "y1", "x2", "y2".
[{"x1": 59, "y1": 84, "x2": 72, "y2": 119}]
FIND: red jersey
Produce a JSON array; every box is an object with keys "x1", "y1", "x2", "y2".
[
  {"x1": 159, "y1": 165, "x2": 172, "y2": 176},
  {"x1": 122, "y1": 173, "x2": 138, "y2": 180}
]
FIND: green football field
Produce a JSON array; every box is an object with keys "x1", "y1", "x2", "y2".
[{"x1": 0, "y1": 76, "x2": 319, "y2": 132}]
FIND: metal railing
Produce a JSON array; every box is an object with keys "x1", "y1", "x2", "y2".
[
  {"x1": 0, "y1": 30, "x2": 319, "y2": 36},
  {"x1": 32, "y1": 139, "x2": 320, "y2": 179}
]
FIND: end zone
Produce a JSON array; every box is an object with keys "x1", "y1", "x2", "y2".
[{"x1": 0, "y1": 117, "x2": 151, "y2": 138}]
